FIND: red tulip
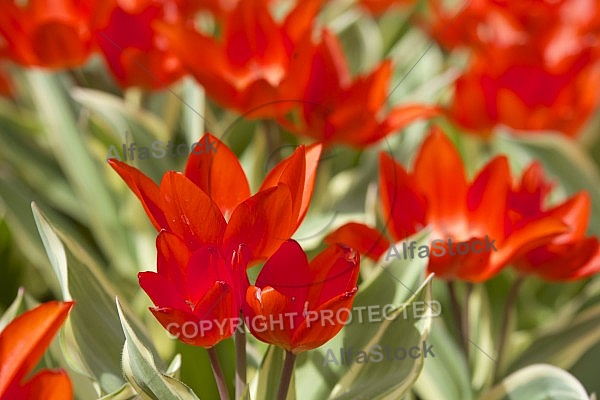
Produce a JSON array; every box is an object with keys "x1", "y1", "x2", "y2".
[
  {"x1": 450, "y1": 49, "x2": 600, "y2": 138},
  {"x1": 109, "y1": 133, "x2": 321, "y2": 264},
  {"x1": 425, "y1": 0, "x2": 600, "y2": 137},
  {"x1": 326, "y1": 127, "x2": 567, "y2": 282},
  {"x1": 243, "y1": 240, "x2": 359, "y2": 354},
  {"x1": 507, "y1": 163, "x2": 600, "y2": 281},
  {"x1": 0, "y1": 301, "x2": 74, "y2": 400},
  {"x1": 279, "y1": 29, "x2": 440, "y2": 147},
  {"x1": 95, "y1": 0, "x2": 191, "y2": 89},
  {"x1": 138, "y1": 232, "x2": 243, "y2": 347},
  {"x1": 0, "y1": 0, "x2": 113, "y2": 69},
  {"x1": 158, "y1": 0, "x2": 323, "y2": 118}
]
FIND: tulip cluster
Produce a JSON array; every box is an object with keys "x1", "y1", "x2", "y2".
[
  {"x1": 2, "y1": 0, "x2": 600, "y2": 399},
  {"x1": 0, "y1": 0, "x2": 438, "y2": 147},
  {"x1": 327, "y1": 127, "x2": 600, "y2": 282},
  {"x1": 109, "y1": 133, "x2": 360, "y2": 398},
  {"x1": 425, "y1": 0, "x2": 600, "y2": 137}
]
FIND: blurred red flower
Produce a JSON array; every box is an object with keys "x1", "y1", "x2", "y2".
[
  {"x1": 159, "y1": 0, "x2": 323, "y2": 118},
  {"x1": 109, "y1": 133, "x2": 321, "y2": 264},
  {"x1": 326, "y1": 127, "x2": 567, "y2": 282},
  {"x1": 425, "y1": 0, "x2": 600, "y2": 137},
  {"x1": 0, "y1": 0, "x2": 113, "y2": 69},
  {"x1": 0, "y1": 301, "x2": 74, "y2": 400},
  {"x1": 279, "y1": 29, "x2": 440, "y2": 147},
  {"x1": 450, "y1": 49, "x2": 600, "y2": 138},
  {"x1": 507, "y1": 163, "x2": 600, "y2": 281},
  {"x1": 95, "y1": 0, "x2": 192, "y2": 89},
  {"x1": 243, "y1": 240, "x2": 359, "y2": 354},
  {"x1": 426, "y1": 0, "x2": 600, "y2": 55}
]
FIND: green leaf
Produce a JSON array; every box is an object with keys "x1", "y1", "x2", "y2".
[
  {"x1": 0, "y1": 287, "x2": 25, "y2": 331},
  {"x1": 32, "y1": 204, "x2": 71, "y2": 301},
  {"x1": 98, "y1": 384, "x2": 138, "y2": 400},
  {"x1": 253, "y1": 345, "x2": 296, "y2": 400},
  {"x1": 116, "y1": 298, "x2": 200, "y2": 400},
  {"x1": 508, "y1": 303, "x2": 600, "y2": 374},
  {"x1": 32, "y1": 203, "x2": 157, "y2": 395},
  {"x1": 482, "y1": 364, "x2": 590, "y2": 400},
  {"x1": 413, "y1": 319, "x2": 474, "y2": 400},
  {"x1": 327, "y1": 274, "x2": 434, "y2": 400},
  {"x1": 24, "y1": 70, "x2": 137, "y2": 275}
]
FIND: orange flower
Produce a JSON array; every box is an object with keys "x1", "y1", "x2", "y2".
[
  {"x1": 158, "y1": 0, "x2": 323, "y2": 117},
  {"x1": 0, "y1": 301, "x2": 74, "y2": 400},
  {"x1": 95, "y1": 0, "x2": 191, "y2": 89},
  {"x1": 138, "y1": 232, "x2": 242, "y2": 347},
  {"x1": 507, "y1": 163, "x2": 600, "y2": 281},
  {"x1": 450, "y1": 49, "x2": 600, "y2": 138},
  {"x1": 425, "y1": 0, "x2": 600, "y2": 137},
  {"x1": 243, "y1": 240, "x2": 359, "y2": 354},
  {"x1": 279, "y1": 29, "x2": 440, "y2": 147},
  {"x1": 426, "y1": 0, "x2": 600, "y2": 55},
  {"x1": 326, "y1": 127, "x2": 567, "y2": 282},
  {"x1": 109, "y1": 133, "x2": 321, "y2": 264},
  {"x1": 0, "y1": 0, "x2": 113, "y2": 69}
]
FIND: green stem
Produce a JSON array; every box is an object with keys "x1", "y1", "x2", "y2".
[
  {"x1": 494, "y1": 276, "x2": 525, "y2": 382},
  {"x1": 276, "y1": 350, "x2": 297, "y2": 400},
  {"x1": 235, "y1": 322, "x2": 247, "y2": 400},
  {"x1": 207, "y1": 347, "x2": 231, "y2": 400},
  {"x1": 462, "y1": 283, "x2": 473, "y2": 362},
  {"x1": 447, "y1": 280, "x2": 463, "y2": 336}
]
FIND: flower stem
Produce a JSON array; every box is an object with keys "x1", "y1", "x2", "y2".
[
  {"x1": 494, "y1": 276, "x2": 525, "y2": 382},
  {"x1": 276, "y1": 350, "x2": 297, "y2": 400},
  {"x1": 235, "y1": 322, "x2": 247, "y2": 400},
  {"x1": 207, "y1": 347, "x2": 231, "y2": 400},
  {"x1": 462, "y1": 283, "x2": 473, "y2": 361},
  {"x1": 447, "y1": 280, "x2": 462, "y2": 334}
]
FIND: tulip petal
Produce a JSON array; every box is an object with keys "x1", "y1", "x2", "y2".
[
  {"x1": 379, "y1": 152, "x2": 428, "y2": 240},
  {"x1": 184, "y1": 133, "x2": 251, "y2": 219},
  {"x1": 244, "y1": 286, "x2": 293, "y2": 350},
  {"x1": 325, "y1": 222, "x2": 391, "y2": 260},
  {"x1": 282, "y1": 0, "x2": 324, "y2": 43},
  {"x1": 380, "y1": 104, "x2": 442, "y2": 135},
  {"x1": 413, "y1": 128, "x2": 468, "y2": 227},
  {"x1": 260, "y1": 144, "x2": 322, "y2": 229},
  {"x1": 138, "y1": 271, "x2": 187, "y2": 311},
  {"x1": 150, "y1": 281, "x2": 235, "y2": 348},
  {"x1": 291, "y1": 288, "x2": 358, "y2": 354},
  {"x1": 260, "y1": 146, "x2": 306, "y2": 228},
  {"x1": 155, "y1": 231, "x2": 191, "y2": 285},
  {"x1": 467, "y1": 156, "x2": 510, "y2": 235},
  {"x1": 254, "y1": 240, "x2": 310, "y2": 316},
  {"x1": 497, "y1": 218, "x2": 569, "y2": 267},
  {"x1": 0, "y1": 301, "x2": 73, "y2": 396},
  {"x1": 223, "y1": 185, "x2": 294, "y2": 264},
  {"x1": 17, "y1": 369, "x2": 73, "y2": 400},
  {"x1": 108, "y1": 159, "x2": 168, "y2": 231},
  {"x1": 159, "y1": 172, "x2": 226, "y2": 249},
  {"x1": 186, "y1": 246, "x2": 234, "y2": 308},
  {"x1": 307, "y1": 244, "x2": 360, "y2": 307}
]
